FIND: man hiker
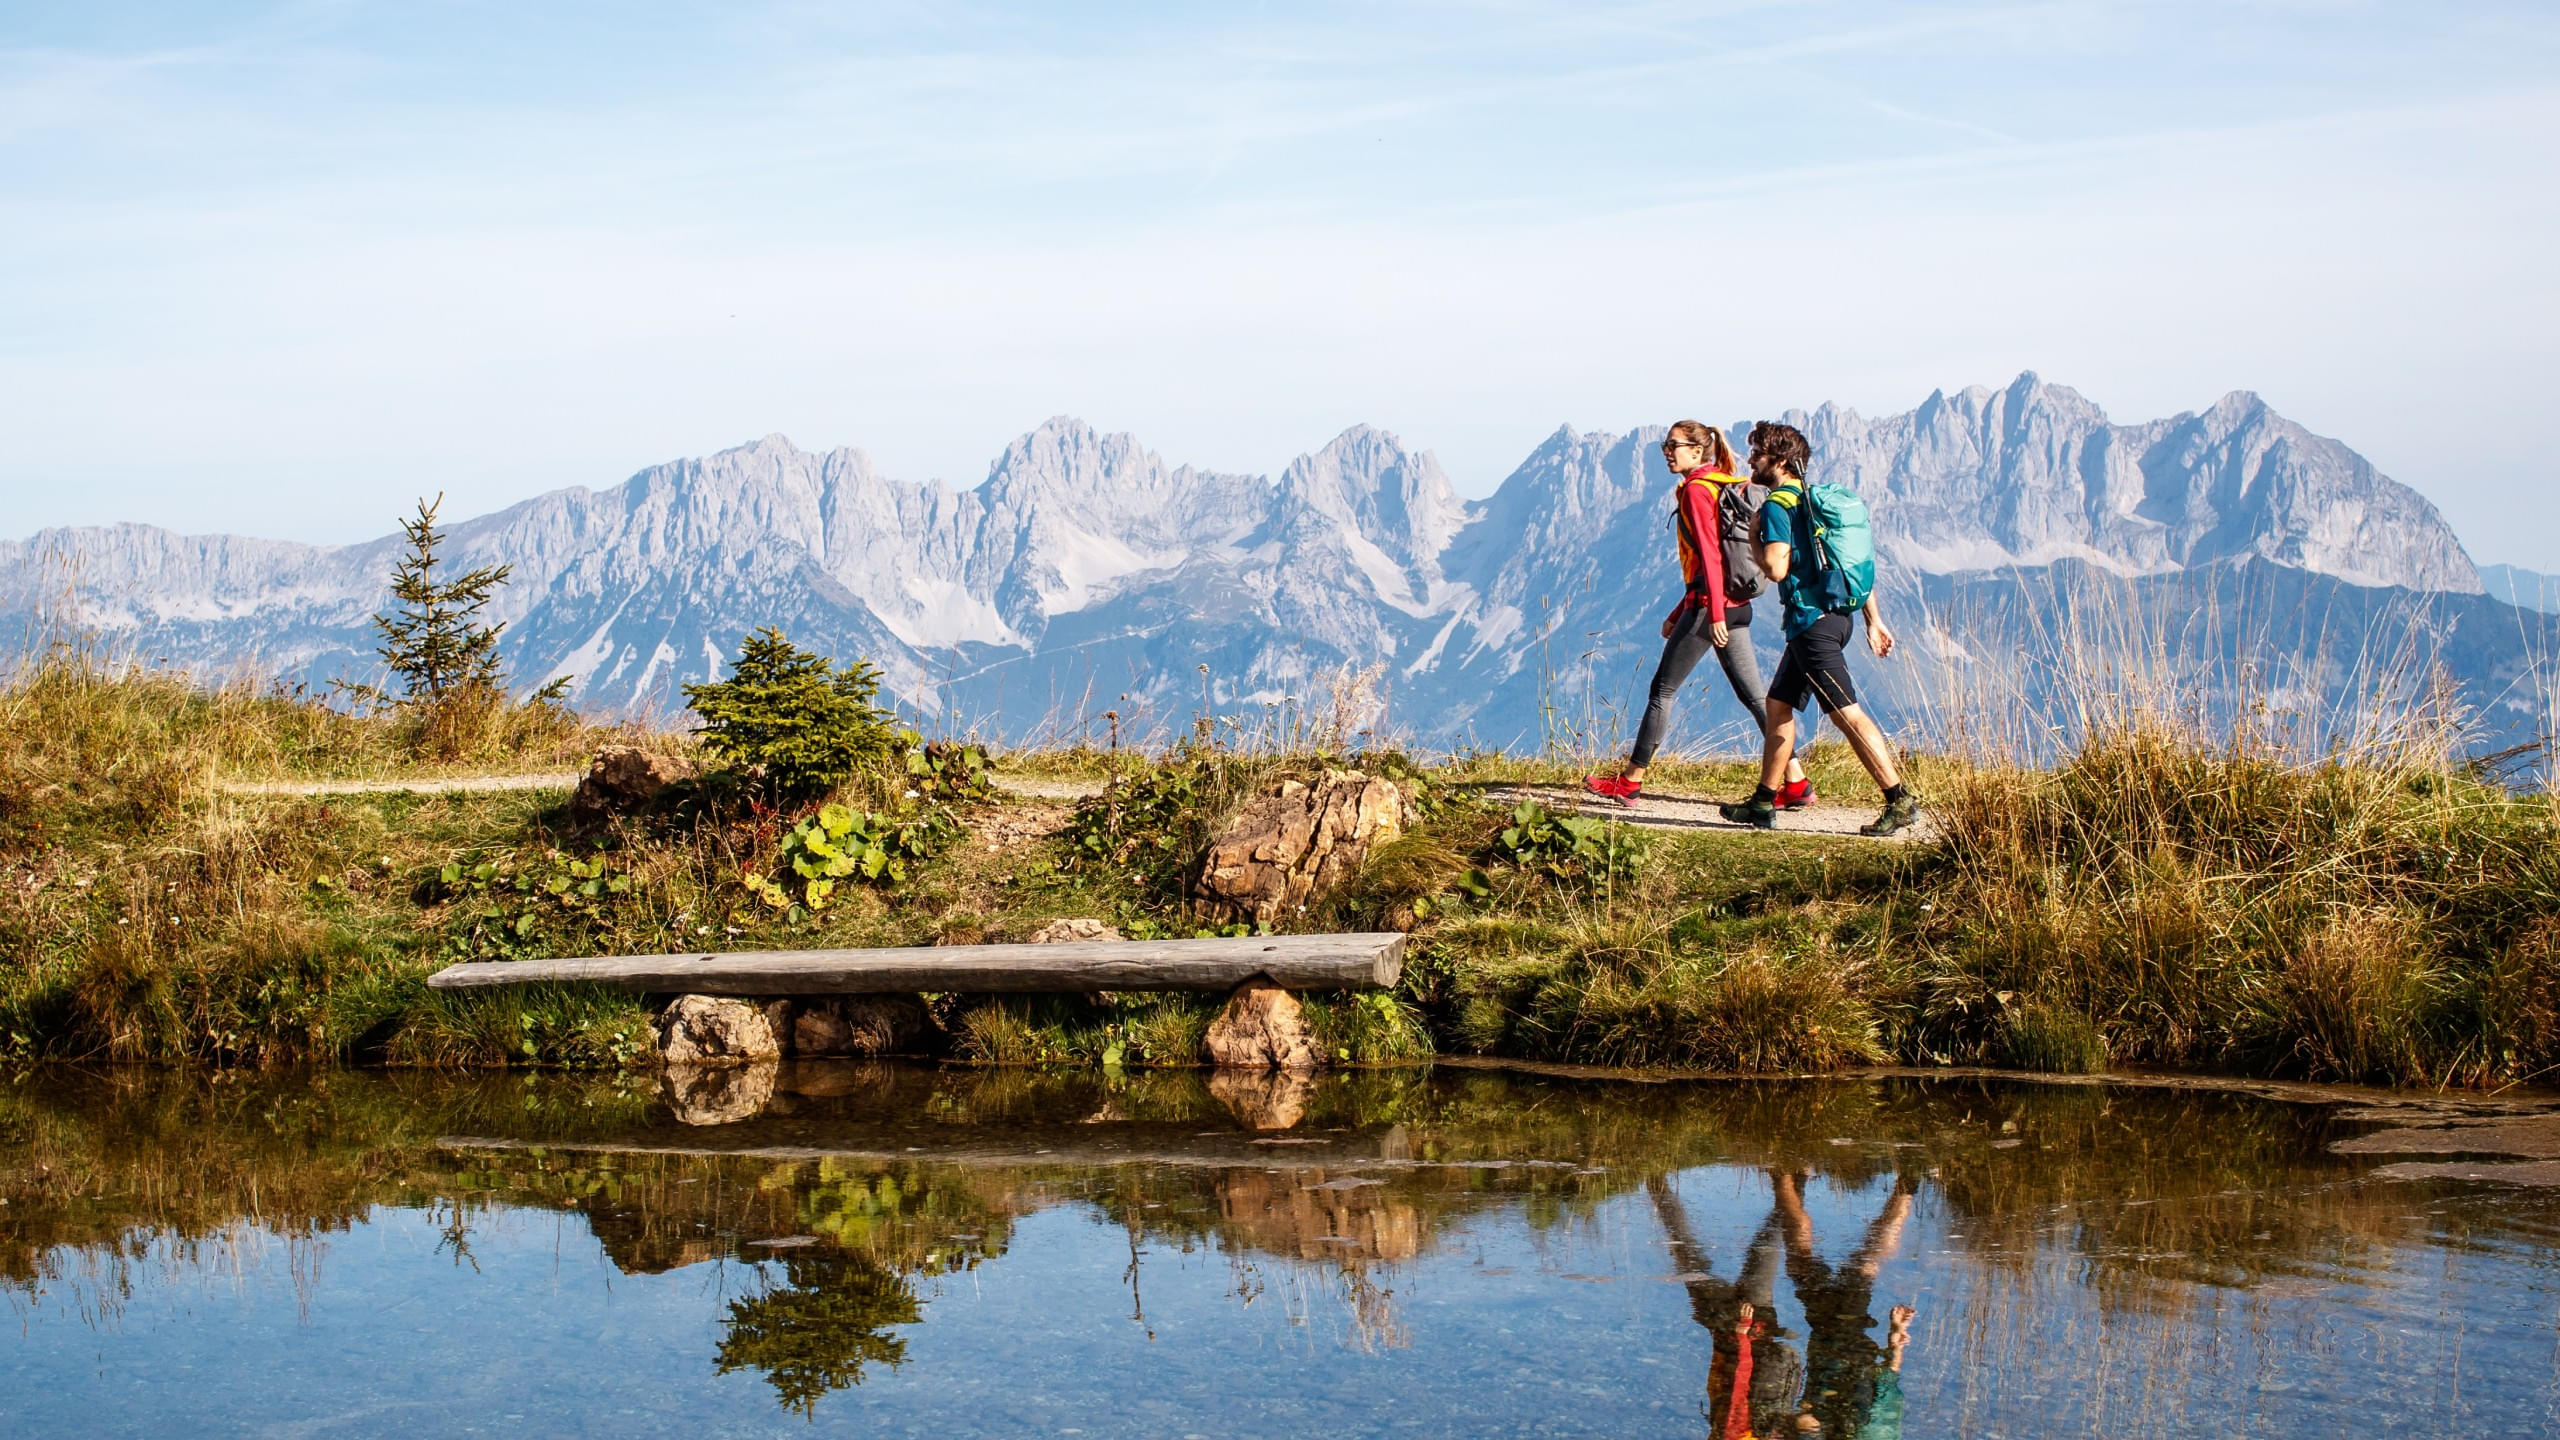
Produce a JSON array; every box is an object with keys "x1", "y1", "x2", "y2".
[{"x1": 1717, "y1": 421, "x2": 1920, "y2": 837}]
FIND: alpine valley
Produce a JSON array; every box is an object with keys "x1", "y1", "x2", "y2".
[{"x1": 7, "y1": 374, "x2": 2553, "y2": 753}]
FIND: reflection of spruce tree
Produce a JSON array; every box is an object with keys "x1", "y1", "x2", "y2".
[{"x1": 714, "y1": 1253, "x2": 922, "y2": 1416}]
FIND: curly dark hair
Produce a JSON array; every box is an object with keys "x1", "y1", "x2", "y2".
[{"x1": 1747, "y1": 421, "x2": 1810, "y2": 478}]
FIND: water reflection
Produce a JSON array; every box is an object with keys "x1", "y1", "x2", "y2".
[
  {"x1": 714, "y1": 1251, "x2": 919, "y2": 1414},
  {"x1": 7, "y1": 1064, "x2": 2560, "y2": 1437}
]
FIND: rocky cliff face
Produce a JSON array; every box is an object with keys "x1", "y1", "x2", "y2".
[
  {"x1": 3, "y1": 375, "x2": 2523, "y2": 747},
  {"x1": 1801, "y1": 374, "x2": 2479, "y2": 591}
]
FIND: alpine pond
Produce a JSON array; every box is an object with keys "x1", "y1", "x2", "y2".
[{"x1": 7, "y1": 1064, "x2": 2560, "y2": 1438}]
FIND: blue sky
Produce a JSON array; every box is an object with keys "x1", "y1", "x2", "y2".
[{"x1": 4, "y1": 1, "x2": 2556, "y2": 564}]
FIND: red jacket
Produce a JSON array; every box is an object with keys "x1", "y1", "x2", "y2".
[
  {"x1": 1709, "y1": 1317, "x2": 1759, "y2": 1439},
  {"x1": 1667, "y1": 466, "x2": 1739, "y2": 629}
]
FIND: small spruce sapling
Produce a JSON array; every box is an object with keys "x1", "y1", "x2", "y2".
[
  {"x1": 683, "y1": 627, "x2": 904, "y2": 800},
  {"x1": 374, "y1": 494, "x2": 526, "y2": 701}
]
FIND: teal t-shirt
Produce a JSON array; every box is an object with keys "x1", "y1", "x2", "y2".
[{"x1": 1758, "y1": 480, "x2": 1831, "y2": 638}]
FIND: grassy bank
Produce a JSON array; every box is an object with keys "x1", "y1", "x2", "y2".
[{"x1": 4, "y1": 653, "x2": 2555, "y2": 1087}]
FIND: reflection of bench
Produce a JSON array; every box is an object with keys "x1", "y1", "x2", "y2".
[{"x1": 424, "y1": 932, "x2": 1405, "y2": 994}]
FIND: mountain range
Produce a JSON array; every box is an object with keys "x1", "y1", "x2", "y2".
[{"x1": 7, "y1": 373, "x2": 2552, "y2": 754}]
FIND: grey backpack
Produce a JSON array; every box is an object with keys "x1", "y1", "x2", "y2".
[{"x1": 1716, "y1": 479, "x2": 1772, "y2": 602}]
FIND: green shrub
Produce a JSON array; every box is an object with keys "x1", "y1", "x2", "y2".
[
  {"x1": 1493, "y1": 798, "x2": 1651, "y2": 884},
  {"x1": 744, "y1": 803, "x2": 959, "y2": 912},
  {"x1": 1063, "y1": 746, "x2": 1267, "y2": 903},
  {"x1": 429, "y1": 850, "x2": 634, "y2": 961},
  {"x1": 684, "y1": 628, "x2": 905, "y2": 800},
  {"x1": 906, "y1": 741, "x2": 995, "y2": 803}
]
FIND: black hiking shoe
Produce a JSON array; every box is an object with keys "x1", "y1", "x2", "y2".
[
  {"x1": 1861, "y1": 793, "x2": 1921, "y2": 837},
  {"x1": 1718, "y1": 797, "x2": 1778, "y2": 830}
]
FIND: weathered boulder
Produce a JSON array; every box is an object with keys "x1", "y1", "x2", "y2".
[
  {"x1": 1195, "y1": 771, "x2": 1409, "y2": 924},
  {"x1": 1209, "y1": 1066, "x2": 1316, "y2": 1129},
  {"x1": 794, "y1": 996, "x2": 934, "y2": 1057},
  {"x1": 656, "y1": 994, "x2": 782, "y2": 1066},
  {"x1": 662, "y1": 1061, "x2": 776, "y2": 1125},
  {"x1": 569, "y1": 745, "x2": 698, "y2": 825},
  {"x1": 1023, "y1": 917, "x2": 1125, "y2": 944},
  {"x1": 1205, "y1": 977, "x2": 1322, "y2": 1071}
]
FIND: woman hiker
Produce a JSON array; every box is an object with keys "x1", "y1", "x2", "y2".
[{"x1": 1585, "y1": 420, "x2": 1813, "y2": 809}]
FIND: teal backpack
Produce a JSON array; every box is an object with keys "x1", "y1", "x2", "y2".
[{"x1": 1774, "y1": 479, "x2": 1876, "y2": 613}]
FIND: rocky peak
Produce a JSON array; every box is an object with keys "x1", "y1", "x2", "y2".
[
  {"x1": 1272, "y1": 426, "x2": 1474, "y2": 584},
  {"x1": 1800, "y1": 372, "x2": 2478, "y2": 592}
]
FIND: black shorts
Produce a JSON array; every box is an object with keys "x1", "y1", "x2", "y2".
[{"x1": 1768, "y1": 612, "x2": 1859, "y2": 714}]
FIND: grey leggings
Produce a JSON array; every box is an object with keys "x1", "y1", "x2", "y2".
[{"x1": 1629, "y1": 605, "x2": 1807, "y2": 766}]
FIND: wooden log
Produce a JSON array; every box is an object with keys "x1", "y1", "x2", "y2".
[{"x1": 424, "y1": 931, "x2": 1404, "y2": 995}]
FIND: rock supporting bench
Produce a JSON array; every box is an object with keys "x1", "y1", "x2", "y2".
[{"x1": 424, "y1": 932, "x2": 1405, "y2": 995}]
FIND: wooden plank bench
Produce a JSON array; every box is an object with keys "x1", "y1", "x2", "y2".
[{"x1": 424, "y1": 931, "x2": 1405, "y2": 995}]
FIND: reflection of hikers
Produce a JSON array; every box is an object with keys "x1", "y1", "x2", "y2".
[
  {"x1": 1770, "y1": 1168, "x2": 1917, "y2": 1439},
  {"x1": 1717, "y1": 421, "x2": 1920, "y2": 837},
  {"x1": 1648, "y1": 1175, "x2": 1804, "y2": 1439},
  {"x1": 1586, "y1": 421, "x2": 1813, "y2": 809}
]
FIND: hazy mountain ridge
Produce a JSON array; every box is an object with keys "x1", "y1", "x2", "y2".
[
  {"x1": 2482, "y1": 563, "x2": 2560, "y2": 615},
  {"x1": 6, "y1": 374, "x2": 2537, "y2": 748}
]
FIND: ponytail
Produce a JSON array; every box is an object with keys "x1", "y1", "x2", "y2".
[{"x1": 1702, "y1": 426, "x2": 1738, "y2": 476}]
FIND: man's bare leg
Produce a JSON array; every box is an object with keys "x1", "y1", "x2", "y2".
[
  {"x1": 1825, "y1": 703, "x2": 1903, "y2": 795},
  {"x1": 1757, "y1": 700, "x2": 1801, "y2": 792}
]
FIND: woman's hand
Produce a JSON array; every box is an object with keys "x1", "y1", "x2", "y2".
[
  {"x1": 1661, "y1": 614, "x2": 1677, "y2": 639},
  {"x1": 1711, "y1": 621, "x2": 1730, "y2": 649}
]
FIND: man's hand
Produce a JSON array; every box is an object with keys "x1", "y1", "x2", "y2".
[
  {"x1": 1710, "y1": 620, "x2": 1729, "y2": 649},
  {"x1": 1661, "y1": 615, "x2": 1677, "y2": 639},
  {"x1": 1867, "y1": 617, "x2": 1896, "y2": 659}
]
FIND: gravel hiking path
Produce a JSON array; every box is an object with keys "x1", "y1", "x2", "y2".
[
  {"x1": 994, "y1": 776, "x2": 1109, "y2": 801},
  {"x1": 1479, "y1": 784, "x2": 1933, "y2": 842},
  {"x1": 218, "y1": 773, "x2": 583, "y2": 797},
  {"x1": 223, "y1": 773, "x2": 1111, "y2": 801},
  {"x1": 214, "y1": 772, "x2": 1922, "y2": 842}
]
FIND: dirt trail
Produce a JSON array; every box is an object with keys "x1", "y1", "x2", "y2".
[
  {"x1": 212, "y1": 770, "x2": 1920, "y2": 845},
  {"x1": 1479, "y1": 784, "x2": 1931, "y2": 842},
  {"x1": 218, "y1": 772, "x2": 583, "y2": 797},
  {"x1": 220, "y1": 773, "x2": 1108, "y2": 801},
  {"x1": 989, "y1": 774, "x2": 1925, "y2": 841},
  {"x1": 994, "y1": 776, "x2": 1109, "y2": 801}
]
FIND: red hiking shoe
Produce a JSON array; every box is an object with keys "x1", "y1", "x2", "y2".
[
  {"x1": 1776, "y1": 778, "x2": 1817, "y2": 811},
  {"x1": 1582, "y1": 774, "x2": 1642, "y2": 806}
]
